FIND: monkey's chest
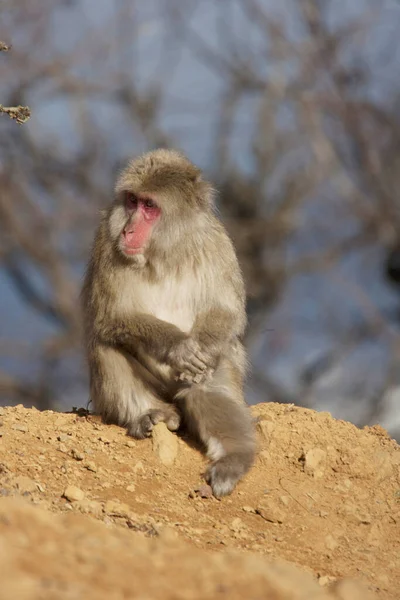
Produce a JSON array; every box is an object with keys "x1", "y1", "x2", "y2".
[
  {"x1": 117, "y1": 277, "x2": 198, "y2": 333},
  {"x1": 150, "y1": 284, "x2": 197, "y2": 332}
]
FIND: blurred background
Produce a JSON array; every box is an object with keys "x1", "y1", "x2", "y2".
[{"x1": 2, "y1": 0, "x2": 400, "y2": 438}]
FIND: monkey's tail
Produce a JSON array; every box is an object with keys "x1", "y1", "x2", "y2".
[{"x1": 176, "y1": 387, "x2": 255, "y2": 497}]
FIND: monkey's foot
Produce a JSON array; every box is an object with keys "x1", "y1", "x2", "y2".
[
  {"x1": 205, "y1": 452, "x2": 253, "y2": 498},
  {"x1": 128, "y1": 409, "x2": 180, "y2": 439}
]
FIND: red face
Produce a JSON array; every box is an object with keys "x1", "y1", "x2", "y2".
[{"x1": 121, "y1": 192, "x2": 161, "y2": 256}]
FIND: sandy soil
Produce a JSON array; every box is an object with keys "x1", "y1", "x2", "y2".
[{"x1": 0, "y1": 401, "x2": 398, "y2": 599}]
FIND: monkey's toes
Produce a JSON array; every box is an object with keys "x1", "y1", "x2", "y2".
[
  {"x1": 128, "y1": 410, "x2": 165, "y2": 439},
  {"x1": 166, "y1": 412, "x2": 181, "y2": 431},
  {"x1": 205, "y1": 453, "x2": 251, "y2": 498}
]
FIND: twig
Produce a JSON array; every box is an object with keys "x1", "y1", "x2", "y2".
[{"x1": 0, "y1": 104, "x2": 31, "y2": 124}]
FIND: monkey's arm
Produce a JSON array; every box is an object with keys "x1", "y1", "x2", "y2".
[
  {"x1": 95, "y1": 313, "x2": 209, "y2": 377},
  {"x1": 191, "y1": 305, "x2": 246, "y2": 365}
]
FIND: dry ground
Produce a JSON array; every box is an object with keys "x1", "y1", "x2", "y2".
[{"x1": 0, "y1": 401, "x2": 399, "y2": 599}]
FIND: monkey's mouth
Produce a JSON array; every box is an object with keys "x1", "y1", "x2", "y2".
[
  {"x1": 121, "y1": 243, "x2": 144, "y2": 256},
  {"x1": 123, "y1": 245, "x2": 144, "y2": 255}
]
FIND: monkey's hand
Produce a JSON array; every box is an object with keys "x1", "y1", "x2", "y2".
[{"x1": 166, "y1": 337, "x2": 213, "y2": 384}]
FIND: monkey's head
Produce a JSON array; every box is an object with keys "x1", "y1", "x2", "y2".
[{"x1": 108, "y1": 149, "x2": 215, "y2": 265}]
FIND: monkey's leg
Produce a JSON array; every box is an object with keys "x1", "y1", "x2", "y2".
[
  {"x1": 89, "y1": 345, "x2": 180, "y2": 439},
  {"x1": 176, "y1": 359, "x2": 255, "y2": 497}
]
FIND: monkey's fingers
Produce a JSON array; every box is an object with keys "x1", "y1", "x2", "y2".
[
  {"x1": 195, "y1": 347, "x2": 214, "y2": 366},
  {"x1": 187, "y1": 353, "x2": 209, "y2": 373},
  {"x1": 178, "y1": 368, "x2": 214, "y2": 384}
]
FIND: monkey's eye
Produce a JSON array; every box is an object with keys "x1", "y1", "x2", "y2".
[
  {"x1": 144, "y1": 199, "x2": 157, "y2": 209},
  {"x1": 125, "y1": 192, "x2": 138, "y2": 209}
]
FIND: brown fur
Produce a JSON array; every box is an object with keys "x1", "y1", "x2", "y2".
[{"x1": 81, "y1": 148, "x2": 255, "y2": 496}]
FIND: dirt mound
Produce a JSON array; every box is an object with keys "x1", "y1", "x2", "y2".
[{"x1": 0, "y1": 402, "x2": 398, "y2": 599}]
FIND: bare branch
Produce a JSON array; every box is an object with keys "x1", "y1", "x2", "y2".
[{"x1": 0, "y1": 104, "x2": 31, "y2": 124}]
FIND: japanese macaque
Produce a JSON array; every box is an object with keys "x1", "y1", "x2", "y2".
[{"x1": 81, "y1": 149, "x2": 255, "y2": 497}]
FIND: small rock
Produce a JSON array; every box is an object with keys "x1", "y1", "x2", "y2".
[
  {"x1": 133, "y1": 461, "x2": 145, "y2": 474},
  {"x1": 76, "y1": 499, "x2": 103, "y2": 517},
  {"x1": 256, "y1": 500, "x2": 285, "y2": 524},
  {"x1": 242, "y1": 505, "x2": 256, "y2": 513},
  {"x1": 126, "y1": 484, "x2": 136, "y2": 492},
  {"x1": 318, "y1": 575, "x2": 336, "y2": 587},
  {"x1": 84, "y1": 461, "x2": 97, "y2": 472},
  {"x1": 71, "y1": 449, "x2": 84, "y2": 461},
  {"x1": 104, "y1": 499, "x2": 131, "y2": 518},
  {"x1": 126, "y1": 440, "x2": 136, "y2": 448},
  {"x1": 230, "y1": 518, "x2": 246, "y2": 532},
  {"x1": 12, "y1": 424, "x2": 28, "y2": 433},
  {"x1": 58, "y1": 434, "x2": 69, "y2": 443},
  {"x1": 14, "y1": 476, "x2": 38, "y2": 494},
  {"x1": 192, "y1": 484, "x2": 213, "y2": 499},
  {"x1": 301, "y1": 448, "x2": 327, "y2": 478},
  {"x1": 152, "y1": 423, "x2": 178, "y2": 466},
  {"x1": 63, "y1": 485, "x2": 85, "y2": 502},
  {"x1": 98, "y1": 436, "x2": 111, "y2": 444}
]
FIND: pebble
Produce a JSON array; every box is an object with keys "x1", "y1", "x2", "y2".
[
  {"x1": 242, "y1": 505, "x2": 256, "y2": 513},
  {"x1": 152, "y1": 423, "x2": 178, "y2": 466},
  {"x1": 230, "y1": 518, "x2": 246, "y2": 532},
  {"x1": 104, "y1": 500, "x2": 131, "y2": 518},
  {"x1": 318, "y1": 575, "x2": 336, "y2": 587},
  {"x1": 76, "y1": 499, "x2": 103, "y2": 517},
  {"x1": 63, "y1": 485, "x2": 85, "y2": 502},
  {"x1": 71, "y1": 449, "x2": 84, "y2": 461},
  {"x1": 125, "y1": 440, "x2": 136, "y2": 448},
  {"x1": 191, "y1": 484, "x2": 213, "y2": 499},
  {"x1": 325, "y1": 534, "x2": 339, "y2": 551},
  {"x1": 126, "y1": 484, "x2": 136, "y2": 492},
  {"x1": 84, "y1": 461, "x2": 97, "y2": 472},
  {"x1": 302, "y1": 448, "x2": 327, "y2": 478},
  {"x1": 132, "y1": 461, "x2": 145, "y2": 474},
  {"x1": 12, "y1": 424, "x2": 28, "y2": 433},
  {"x1": 256, "y1": 500, "x2": 285, "y2": 524}
]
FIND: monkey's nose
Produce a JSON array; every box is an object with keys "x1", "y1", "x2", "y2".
[{"x1": 124, "y1": 226, "x2": 136, "y2": 235}]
